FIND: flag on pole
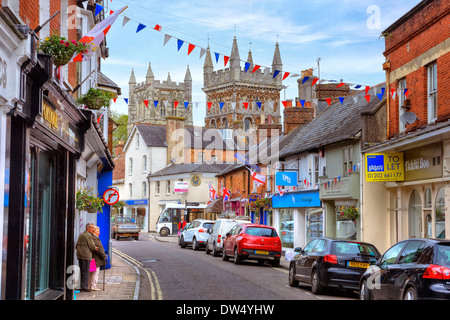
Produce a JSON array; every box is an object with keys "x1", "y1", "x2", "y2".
[
  {"x1": 222, "y1": 186, "x2": 230, "y2": 201},
  {"x1": 251, "y1": 170, "x2": 266, "y2": 187},
  {"x1": 209, "y1": 184, "x2": 218, "y2": 200},
  {"x1": 74, "y1": 6, "x2": 128, "y2": 62}
]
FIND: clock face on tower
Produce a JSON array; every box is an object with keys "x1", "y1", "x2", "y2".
[{"x1": 191, "y1": 175, "x2": 201, "y2": 187}]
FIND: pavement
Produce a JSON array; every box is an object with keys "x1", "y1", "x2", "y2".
[{"x1": 75, "y1": 232, "x2": 290, "y2": 300}]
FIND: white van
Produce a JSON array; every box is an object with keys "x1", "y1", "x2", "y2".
[{"x1": 205, "y1": 217, "x2": 251, "y2": 256}]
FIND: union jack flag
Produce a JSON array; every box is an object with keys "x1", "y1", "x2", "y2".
[
  {"x1": 222, "y1": 186, "x2": 230, "y2": 201},
  {"x1": 209, "y1": 183, "x2": 218, "y2": 200}
]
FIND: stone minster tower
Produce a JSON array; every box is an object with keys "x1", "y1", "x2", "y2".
[
  {"x1": 202, "y1": 37, "x2": 283, "y2": 133},
  {"x1": 127, "y1": 62, "x2": 193, "y2": 135}
]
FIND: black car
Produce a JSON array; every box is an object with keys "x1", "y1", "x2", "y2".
[
  {"x1": 360, "y1": 238, "x2": 450, "y2": 300},
  {"x1": 288, "y1": 237, "x2": 380, "y2": 294}
]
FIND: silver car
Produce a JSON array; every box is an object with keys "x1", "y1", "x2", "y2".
[{"x1": 179, "y1": 219, "x2": 215, "y2": 250}]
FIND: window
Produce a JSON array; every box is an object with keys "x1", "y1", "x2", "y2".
[
  {"x1": 408, "y1": 190, "x2": 422, "y2": 238},
  {"x1": 155, "y1": 181, "x2": 160, "y2": 195},
  {"x1": 435, "y1": 187, "x2": 446, "y2": 239},
  {"x1": 136, "y1": 133, "x2": 140, "y2": 148},
  {"x1": 398, "y1": 241, "x2": 424, "y2": 264},
  {"x1": 142, "y1": 182, "x2": 147, "y2": 197},
  {"x1": 166, "y1": 180, "x2": 171, "y2": 194},
  {"x1": 129, "y1": 183, "x2": 133, "y2": 197},
  {"x1": 142, "y1": 155, "x2": 147, "y2": 172},
  {"x1": 399, "y1": 78, "x2": 407, "y2": 132},
  {"x1": 198, "y1": 152, "x2": 205, "y2": 163},
  {"x1": 313, "y1": 156, "x2": 319, "y2": 186},
  {"x1": 428, "y1": 62, "x2": 437, "y2": 123},
  {"x1": 343, "y1": 147, "x2": 353, "y2": 175},
  {"x1": 380, "y1": 242, "x2": 405, "y2": 266},
  {"x1": 129, "y1": 158, "x2": 133, "y2": 175},
  {"x1": 303, "y1": 239, "x2": 318, "y2": 253}
]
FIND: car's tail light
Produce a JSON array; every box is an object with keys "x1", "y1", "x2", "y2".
[
  {"x1": 324, "y1": 254, "x2": 338, "y2": 264},
  {"x1": 217, "y1": 235, "x2": 221, "y2": 243},
  {"x1": 199, "y1": 228, "x2": 207, "y2": 233},
  {"x1": 423, "y1": 264, "x2": 450, "y2": 280}
]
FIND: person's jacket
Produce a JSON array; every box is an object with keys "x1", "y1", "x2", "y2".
[
  {"x1": 76, "y1": 230, "x2": 96, "y2": 260},
  {"x1": 92, "y1": 235, "x2": 107, "y2": 267}
]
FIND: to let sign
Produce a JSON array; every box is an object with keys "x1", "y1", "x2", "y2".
[{"x1": 365, "y1": 153, "x2": 404, "y2": 182}]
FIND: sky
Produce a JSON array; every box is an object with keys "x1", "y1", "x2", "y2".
[{"x1": 100, "y1": 0, "x2": 422, "y2": 126}]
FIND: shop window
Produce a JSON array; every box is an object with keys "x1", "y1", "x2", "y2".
[
  {"x1": 306, "y1": 209, "x2": 323, "y2": 244},
  {"x1": 408, "y1": 190, "x2": 422, "y2": 238},
  {"x1": 435, "y1": 187, "x2": 446, "y2": 239},
  {"x1": 336, "y1": 205, "x2": 358, "y2": 240},
  {"x1": 279, "y1": 209, "x2": 294, "y2": 249}
]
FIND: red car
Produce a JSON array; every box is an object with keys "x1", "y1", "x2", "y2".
[{"x1": 222, "y1": 223, "x2": 282, "y2": 267}]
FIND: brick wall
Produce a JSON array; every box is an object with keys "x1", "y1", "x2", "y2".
[
  {"x1": 283, "y1": 106, "x2": 314, "y2": 135},
  {"x1": 384, "y1": 0, "x2": 450, "y2": 138}
]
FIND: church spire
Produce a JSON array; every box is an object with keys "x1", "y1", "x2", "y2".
[{"x1": 146, "y1": 62, "x2": 154, "y2": 83}]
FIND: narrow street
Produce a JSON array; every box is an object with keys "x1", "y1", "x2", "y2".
[{"x1": 112, "y1": 233, "x2": 358, "y2": 301}]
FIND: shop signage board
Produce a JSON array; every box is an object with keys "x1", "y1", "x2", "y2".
[
  {"x1": 404, "y1": 143, "x2": 442, "y2": 181},
  {"x1": 272, "y1": 190, "x2": 320, "y2": 208},
  {"x1": 174, "y1": 181, "x2": 189, "y2": 192},
  {"x1": 365, "y1": 153, "x2": 404, "y2": 182},
  {"x1": 275, "y1": 171, "x2": 298, "y2": 186},
  {"x1": 126, "y1": 199, "x2": 148, "y2": 205}
]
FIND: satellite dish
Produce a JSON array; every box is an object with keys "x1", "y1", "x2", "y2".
[{"x1": 400, "y1": 112, "x2": 417, "y2": 125}]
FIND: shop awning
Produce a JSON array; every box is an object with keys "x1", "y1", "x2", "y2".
[{"x1": 205, "y1": 198, "x2": 223, "y2": 213}]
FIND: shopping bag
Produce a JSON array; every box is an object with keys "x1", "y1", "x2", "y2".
[{"x1": 89, "y1": 258, "x2": 97, "y2": 272}]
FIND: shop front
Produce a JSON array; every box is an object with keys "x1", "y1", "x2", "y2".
[
  {"x1": 4, "y1": 53, "x2": 86, "y2": 300},
  {"x1": 362, "y1": 135, "x2": 450, "y2": 252},
  {"x1": 272, "y1": 190, "x2": 321, "y2": 250},
  {"x1": 124, "y1": 199, "x2": 149, "y2": 231}
]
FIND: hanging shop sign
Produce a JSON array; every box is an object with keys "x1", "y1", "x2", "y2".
[
  {"x1": 365, "y1": 153, "x2": 404, "y2": 182},
  {"x1": 174, "y1": 181, "x2": 189, "y2": 192},
  {"x1": 275, "y1": 171, "x2": 298, "y2": 186}
]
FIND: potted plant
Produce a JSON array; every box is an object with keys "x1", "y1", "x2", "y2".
[
  {"x1": 338, "y1": 205, "x2": 360, "y2": 222},
  {"x1": 77, "y1": 87, "x2": 115, "y2": 110},
  {"x1": 112, "y1": 200, "x2": 125, "y2": 210},
  {"x1": 38, "y1": 33, "x2": 91, "y2": 66},
  {"x1": 76, "y1": 187, "x2": 104, "y2": 213}
]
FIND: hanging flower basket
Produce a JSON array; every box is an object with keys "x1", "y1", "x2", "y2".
[
  {"x1": 77, "y1": 87, "x2": 115, "y2": 110},
  {"x1": 38, "y1": 34, "x2": 91, "y2": 66},
  {"x1": 76, "y1": 187, "x2": 104, "y2": 213},
  {"x1": 338, "y1": 206, "x2": 360, "y2": 222}
]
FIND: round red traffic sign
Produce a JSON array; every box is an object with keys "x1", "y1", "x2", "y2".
[{"x1": 103, "y1": 188, "x2": 120, "y2": 205}]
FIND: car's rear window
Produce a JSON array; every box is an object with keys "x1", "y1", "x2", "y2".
[
  {"x1": 116, "y1": 217, "x2": 132, "y2": 223},
  {"x1": 332, "y1": 241, "x2": 380, "y2": 257},
  {"x1": 245, "y1": 227, "x2": 277, "y2": 237},
  {"x1": 436, "y1": 244, "x2": 450, "y2": 267},
  {"x1": 203, "y1": 223, "x2": 215, "y2": 230}
]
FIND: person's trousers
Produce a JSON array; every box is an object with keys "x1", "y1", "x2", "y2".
[
  {"x1": 90, "y1": 266, "x2": 100, "y2": 289},
  {"x1": 78, "y1": 259, "x2": 91, "y2": 290}
]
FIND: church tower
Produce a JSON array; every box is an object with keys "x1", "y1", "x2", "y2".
[{"x1": 202, "y1": 38, "x2": 283, "y2": 137}]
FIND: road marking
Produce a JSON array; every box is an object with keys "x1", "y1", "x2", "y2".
[{"x1": 113, "y1": 248, "x2": 163, "y2": 300}]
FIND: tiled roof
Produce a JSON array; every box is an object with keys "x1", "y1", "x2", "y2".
[
  {"x1": 148, "y1": 162, "x2": 231, "y2": 178},
  {"x1": 279, "y1": 83, "x2": 386, "y2": 159}
]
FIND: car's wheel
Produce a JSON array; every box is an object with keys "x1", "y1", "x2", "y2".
[
  {"x1": 180, "y1": 236, "x2": 186, "y2": 248},
  {"x1": 192, "y1": 237, "x2": 199, "y2": 250},
  {"x1": 272, "y1": 257, "x2": 280, "y2": 268},
  {"x1": 212, "y1": 243, "x2": 219, "y2": 257},
  {"x1": 360, "y1": 280, "x2": 371, "y2": 300},
  {"x1": 403, "y1": 286, "x2": 417, "y2": 300},
  {"x1": 233, "y1": 247, "x2": 241, "y2": 264},
  {"x1": 288, "y1": 263, "x2": 299, "y2": 287},
  {"x1": 159, "y1": 227, "x2": 169, "y2": 237},
  {"x1": 222, "y1": 248, "x2": 229, "y2": 261},
  {"x1": 205, "y1": 242, "x2": 211, "y2": 255},
  {"x1": 133, "y1": 236, "x2": 139, "y2": 241},
  {"x1": 311, "y1": 269, "x2": 324, "y2": 294}
]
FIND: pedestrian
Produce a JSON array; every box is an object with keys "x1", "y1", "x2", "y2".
[
  {"x1": 178, "y1": 215, "x2": 186, "y2": 233},
  {"x1": 90, "y1": 226, "x2": 108, "y2": 291},
  {"x1": 76, "y1": 223, "x2": 98, "y2": 292}
]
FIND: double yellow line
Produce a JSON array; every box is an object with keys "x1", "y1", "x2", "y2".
[{"x1": 113, "y1": 248, "x2": 163, "y2": 300}]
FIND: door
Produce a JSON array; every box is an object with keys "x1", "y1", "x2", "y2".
[
  {"x1": 223, "y1": 225, "x2": 239, "y2": 255},
  {"x1": 372, "y1": 242, "x2": 406, "y2": 300},
  {"x1": 296, "y1": 239, "x2": 318, "y2": 281},
  {"x1": 184, "y1": 220, "x2": 198, "y2": 243},
  {"x1": 388, "y1": 240, "x2": 425, "y2": 299}
]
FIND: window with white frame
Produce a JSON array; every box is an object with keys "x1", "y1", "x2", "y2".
[
  {"x1": 142, "y1": 155, "x2": 147, "y2": 172},
  {"x1": 313, "y1": 156, "x2": 319, "y2": 186},
  {"x1": 166, "y1": 180, "x2": 171, "y2": 194},
  {"x1": 399, "y1": 78, "x2": 407, "y2": 132},
  {"x1": 428, "y1": 62, "x2": 437, "y2": 123},
  {"x1": 198, "y1": 152, "x2": 205, "y2": 163},
  {"x1": 136, "y1": 133, "x2": 140, "y2": 148},
  {"x1": 156, "y1": 181, "x2": 160, "y2": 195},
  {"x1": 142, "y1": 182, "x2": 147, "y2": 197},
  {"x1": 129, "y1": 183, "x2": 133, "y2": 197},
  {"x1": 129, "y1": 158, "x2": 133, "y2": 175}
]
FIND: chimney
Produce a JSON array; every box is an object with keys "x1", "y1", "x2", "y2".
[
  {"x1": 166, "y1": 116, "x2": 185, "y2": 165},
  {"x1": 283, "y1": 105, "x2": 314, "y2": 136}
]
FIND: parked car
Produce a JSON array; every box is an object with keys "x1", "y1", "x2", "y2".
[
  {"x1": 205, "y1": 217, "x2": 251, "y2": 256},
  {"x1": 360, "y1": 238, "x2": 450, "y2": 300},
  {"x1": 178, "y1": 222, "x2": 191, "y2": 246},
  {"x1": 111, "y1": 216, "x2": 140, "y2": 240},
  {"x1": 222, "y1": 223, "x2": 282, "y2": 267},
  {"x1": 288, "y1": 238, "x2": 380, "y2": 294},
  {"x1": 179, "y1": 219, "x2": 215, "y2": 250}
]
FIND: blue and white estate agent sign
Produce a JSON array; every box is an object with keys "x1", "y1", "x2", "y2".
[{"x1": 275, "y1": 171, "x2": 298, "y2": 186}]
